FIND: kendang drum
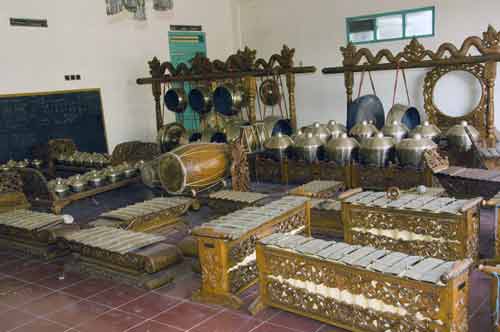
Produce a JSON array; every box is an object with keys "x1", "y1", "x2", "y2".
[
  {"x1": 164, "y1": 88, "x2": 188, "y2": 113},
  {"x1": 158, "y1": 143, "x2": 230, "y2": 195}
]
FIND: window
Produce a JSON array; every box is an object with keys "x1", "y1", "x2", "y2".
[{"x1": 346, "y1": 7, "x2": 435, "y2": 44}]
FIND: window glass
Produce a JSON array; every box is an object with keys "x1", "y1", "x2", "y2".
[
  {"x1": 406, "y1": 9, "x2": 434, "y2": 37},
  {"x1": 346, "y1": 7, "x2": 434, "y2": 44},
  {"x1": 377, "y1": 14, "x2": 403, "y2": 40}
]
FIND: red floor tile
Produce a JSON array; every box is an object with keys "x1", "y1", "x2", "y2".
[
  {"x1": 45, "y1": 300, "x2": 110, "y2": 328},
  {"x1": 0, "y1": 302, "x2": 12, "y2": 315},
  {"x1": 0, "y1": 309, "x2": 36, "y2": 332},
  {"x1": 9, "y1": 318, "x2": 67, "y2": 332},
  {"x1": 155, "y1": 274, "x2": 200, "y2": 299},
  {"x1": 13, "y1": 263, "x2": 62, "y2": 283},
  {"x1": 268, "y1": 311, "x2": 324, "y2": 332},
  {"x1": 316, "y1": 325, "x2": 350, "y2": 332},
  {"x1": 23, "y1": 292, "x2": 81, "y2": 316},
  {"x1": 37, "y1": 272, "x2": 87, "y2": 291},
  {"x1": 250, "y1": 323, "x2": 297, "y2": 332},
  {"x1": 87, "y1": 284, "x2": 146, "y2": 308},
  {"x1": 1, "y1": 259, "x2": 44, "y2": 276},
  {"x1": 0, "y1": 284, "x2": 53, "y2": 307},
  {"x1": 118, "y1": 293, "x2": 179, "y2": 319},
  {"x1": 153, "y1": 302, "x2": 220, "y2": 330},
  {"x1": 77, "y1": 309, "x2": 144, "y2": 332},
  {"x1": 191, "y1": 311, "x2": 261, "y2": 332},
  {"x1": 62, "y1": 278, "x2": 116, "y2": 298},
  {"x1": 0, "y1": 277, "x2": 27, "y2": 296},
  {"x1": 0, "y1": 254, "x2": 23, "y2": 267},
  {"x1": 127, "y1": 320, "x2": 183, "y2": 332}
]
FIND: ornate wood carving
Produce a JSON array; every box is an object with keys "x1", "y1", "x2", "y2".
[
  {"x1": 326, "y1": 26, "x2": 500, "y2": 148},
  {"x1": 254, "y1": 244, "x2": 470, "y2": 332},
  {"x1": 139, "y1": 45, "x2": 315, "y2": 132},
  {"x1": 192, "y1": 201, "x2": 311, "y2": 309},
  {"x1": 344, "y1": 205, "x2": 480, "y2": 261},
  {"x1": 230, "y1": 140, "x2": 250, "y2": 192},
  {"x1": 423, "y1": 63, "x2": 488, "y2": 136},
  {"x1": 337, "y1": 26, "x2": 500, "y2": 69},
  {"x1": 110, "y1": 141, "x2": 161, "y2": 166}
]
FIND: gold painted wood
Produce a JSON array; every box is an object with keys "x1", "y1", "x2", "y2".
[
  {"x1": 342, "y1": 191, "x2": 481, "y2": 261},
  {"x1": 94, "y1": 197, "x2": 193, "y2": 233},
  {"x1": 61, "y1": 226, "x2": 183, "y2": 289},
  {"x1": 423, "y1": 63, "x2": 488, "y2": 138},
  {"x1": 323, "y1": 26, "x2": 500, "y2": 147},
  {"x1": 252, "y1": 235, "x2": 471, "y2": 332},
  {"x1": 0, "y1": 209, "x2": 79, "y2": 259},
  {"x1": 288, "y1": 180, "x2": 345, "y2": 199},
  {"x1": 138, "y1": 45, "x2": 316, "y2": 130},
  {"x1": 191, "y1": 196, "x2": 311, "y2": 309}
]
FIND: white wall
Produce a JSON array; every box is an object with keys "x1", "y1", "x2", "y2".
[
  {"x1": 0, "y1": 0, "x2": 238, "y2": 151},
  {"x1": 238, "y1": 0, "x2": 500, "y2": 129}
]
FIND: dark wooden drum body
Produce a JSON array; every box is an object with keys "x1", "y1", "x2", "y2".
[{"x1": 158, "y1": 143, "x2": 230, "y2": 195}]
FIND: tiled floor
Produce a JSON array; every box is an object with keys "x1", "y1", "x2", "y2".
[
  {"x1": 0, "y1": 250, "x2": 493, "y2": 332},
  {"x1": 0, "y1": 183, "x2": 494, "y2": 332}
]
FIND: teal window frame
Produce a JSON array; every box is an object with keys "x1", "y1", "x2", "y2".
[{"x1": 346, "y1": 6, "x2": 435, "y2": 45}]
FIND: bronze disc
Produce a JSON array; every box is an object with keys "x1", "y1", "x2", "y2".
[{"x1": 259, "y1": 79, "x2": 281, "y2": 106}]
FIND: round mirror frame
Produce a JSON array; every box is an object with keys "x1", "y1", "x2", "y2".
[{"x1": 423, "y1": 63, "x2": 487, "y2": 136}]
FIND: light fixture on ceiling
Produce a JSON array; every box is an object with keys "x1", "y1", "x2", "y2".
[{"x1": 106, "y1": 0, "x2": 173, "y2": 20}]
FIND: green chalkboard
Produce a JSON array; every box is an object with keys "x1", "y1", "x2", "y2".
[{"x1": 0, "y1": 89, "x2": 108, "y2": 162}]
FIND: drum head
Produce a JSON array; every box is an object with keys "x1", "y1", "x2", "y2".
[
  {"x1": 213, "y1": 86, "x2": 237, "y2": 116},
  {"x1": 347, "y1": 95, "x2": 385, "y2": 130},
  {"x1": 158, "y1": 153, "x2": 186, "y2": 194},
  {"x1": 164, "y1": 89, "x2": 186, "y2": 113}
]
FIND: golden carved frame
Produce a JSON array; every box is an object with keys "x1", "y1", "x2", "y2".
[
  {"x1": 423, "y1": 63, "x2": 488, "y2": 136},
  {"x1": 323, "y1": 25, "x2": 500, "y2": 147},
  {"x1": 137, "y1": 45, "x2": 316, "y2": 132}
]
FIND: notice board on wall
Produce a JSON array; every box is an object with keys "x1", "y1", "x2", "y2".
[{"x1": 0, "y1": 89, "x2": 108, "y2": 162}]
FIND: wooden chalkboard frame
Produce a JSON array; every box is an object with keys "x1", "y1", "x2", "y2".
[{"x1": 0, "y1": 88, "x2": 109, "y2": 161}]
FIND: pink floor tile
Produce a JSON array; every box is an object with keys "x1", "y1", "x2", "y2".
[
  {"x1": 45, "y1": 300, "x2": 111, "y2": 328},
  {"x1": 153, "y1": 302, "x2": 220, "y2": 330},
  {"x1": 118, "y1": 293, "x2": 180, "y2": 319},
  {"x1": 87, "y1": 284, "x2": 147, "y2": 308}
]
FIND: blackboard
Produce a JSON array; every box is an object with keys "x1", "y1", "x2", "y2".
[{"x1": 0, "y1": 89, "x2": 108, "y2": 163}]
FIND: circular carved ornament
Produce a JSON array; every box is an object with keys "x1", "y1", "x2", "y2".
[{"x1": 423, "y1": 64, "x2": 487, "y2": 134}]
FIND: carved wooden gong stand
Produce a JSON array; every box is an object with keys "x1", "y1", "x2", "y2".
[
  {"x1": 137, "y1": 45, "x2": 316, "y2": 132},
  {"x1": 323, "y1": 25, "x2": 500, "y2": 147}
]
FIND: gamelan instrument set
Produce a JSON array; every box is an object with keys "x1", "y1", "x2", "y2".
[{"x1": 5, "y1": 27, "x2": 500, "y2": 332}]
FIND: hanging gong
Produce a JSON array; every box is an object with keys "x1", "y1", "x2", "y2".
[
  {"x1": 164, "y1": 88, "x2": 188, "y2": 113},
  {"x1": 213, "y1": 84, "x2": 246, "y2": 116},
  {"x1": 157, "y1": 122, "x2": 188, "y2": 153},
  {"x1": 259, "y1": 79, "x2": 281, "y2": 106},
  {"x1": 188, "y1": 87, "x2": 213, "y2": 114}
]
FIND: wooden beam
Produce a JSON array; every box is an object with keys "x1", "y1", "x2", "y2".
[
  {"x1": 322, "y1": 54, "x2": 500, "y2": 74},
  {"x1": 137, "y1": 66, "x2": 316, "y2": 85}
]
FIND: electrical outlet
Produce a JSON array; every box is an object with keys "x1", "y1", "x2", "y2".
[{"x1": 65, "y1": 74, "x2": 82, "y2": 81}]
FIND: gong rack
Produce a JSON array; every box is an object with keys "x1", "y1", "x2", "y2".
[
  {"x1": 322, "y1": 25, "x2": 500, "y2": 148},
  {"x1": 137, "y1": 45, "x2": 316, "y2": 132}
]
